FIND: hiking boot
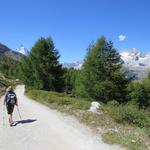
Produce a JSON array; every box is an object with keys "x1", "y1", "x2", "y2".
[
  {"x1": 9, "y1": 121, "x2": 14, "y2": 127},
  {"x1": 9, "y1": 118, "x2": 13, "y2": 126}
]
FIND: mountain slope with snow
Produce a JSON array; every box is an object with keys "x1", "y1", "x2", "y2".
[
  {"x1": 120, "y1": 49, "x2": 150, "y2": 79},
  {"x1": 120, "y1": 48, "x2": 150, "y2": 68},
  {"x1": 0, "y1": 43, "x2": 26, "y2": 62}
]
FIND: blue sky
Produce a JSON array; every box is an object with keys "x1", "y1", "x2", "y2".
[{"x1": 0, "y1": 0, "x2": 150, "y2": 62}]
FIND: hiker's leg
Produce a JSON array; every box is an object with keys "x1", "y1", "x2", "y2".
[
  {"x1": 7, "y1": 105, "x2": 14, "y2": 124},
  {"x1": 8, "y1": 114, "x2": 13, "y2": 123},
  {"x1": 6, "y1": 105, "x2": 11, "y2": 123}
]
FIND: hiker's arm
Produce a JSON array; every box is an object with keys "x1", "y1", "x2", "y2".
[{"x1": 15, "y1": 94, "x2": 18, "y2": 106}]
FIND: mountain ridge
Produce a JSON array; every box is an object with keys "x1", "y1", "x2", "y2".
[{"x1": 0, "y1": 43, "x2": 26, "y2": 62}]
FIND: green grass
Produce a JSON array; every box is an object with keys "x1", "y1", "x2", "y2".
[
  {"x1": 27, "y1": 90, "x2": 150, "y2": 150},
  {"x1": 102, "y1": 131, "x2": 147, "y2": 150},
  {"x1": 27, "y1": 90, "x2": 91, "y2": 111}
]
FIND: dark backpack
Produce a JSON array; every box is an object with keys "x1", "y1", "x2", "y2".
[{"x1": 6, "y1": 92, "x2": 16, "y2": 105}]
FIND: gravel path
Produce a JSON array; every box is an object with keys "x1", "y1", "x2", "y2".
[{"x1": 0, "y1": 85, "x2": 125, "y2": 150}]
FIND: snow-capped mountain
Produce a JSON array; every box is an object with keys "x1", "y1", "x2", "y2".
[
  {"x1": 120, "y1": 48, "x2": 150, "y2": 68},
  {"x1": 120, "y1": 48, "x2": 150, "y2": 79},
  {"x1": 18, "y1": 45, "x2": 29, "y2": 56},
  {"x1": 63, "y1": 48, "x2": 150, "y2": 79}
]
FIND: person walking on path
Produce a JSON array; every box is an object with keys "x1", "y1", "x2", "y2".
[{"x1": 3, "y1": 86, "x2": 18, "y2": 126}]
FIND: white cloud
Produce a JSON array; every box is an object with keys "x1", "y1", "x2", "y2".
[{"x1": 118, "y1": 34, "x2": 126, "y2": 41}]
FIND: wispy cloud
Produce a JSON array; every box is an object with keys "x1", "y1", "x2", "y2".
[{"x1": 118, "y1": 34, "x2": 126, "y2": 41}]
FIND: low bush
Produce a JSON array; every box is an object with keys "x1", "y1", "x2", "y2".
[
  {"x1": 111, "y1": 104, "x2": 149, "y2": 127},
  {"x1": 105, "y1": 104, "x2": 150, "y2": 138},
  {"x1": 107, "y1": 100, "x2": 119, "y2": 106},
  {"x1": 127, "y1": 81, "x2": 150, "y2": 109}
]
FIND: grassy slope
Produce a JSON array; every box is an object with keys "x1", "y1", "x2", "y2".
[{"x1": 27, "y1": 90, "x2": 150, "y2": 150}]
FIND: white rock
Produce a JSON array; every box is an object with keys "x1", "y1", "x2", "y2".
[
  {"x1": 91, "y1": 101, "x2": 100, "y2": 108},
  {"x1": 88, "y1": 101, "x2": 100, "y2": 113}
]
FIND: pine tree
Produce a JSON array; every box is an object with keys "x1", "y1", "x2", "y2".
[
  {"x1": 63, "y1": 68, "x2": 79, "y2": 94},
  {"x1": 75, "y1": 36, "x2": 129, "y2": 103},
  {"x1": 19, "y1": 37, "x2": 64, "y2": 91}
]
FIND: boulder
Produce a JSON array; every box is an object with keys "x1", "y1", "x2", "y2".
[{"x1": 88, "y1": 101, "x2": 101, "y2": 113}]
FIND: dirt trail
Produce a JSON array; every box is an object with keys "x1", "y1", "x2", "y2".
[{"x1": 0, "y1": 85, "x2": 125, "y2": 150}]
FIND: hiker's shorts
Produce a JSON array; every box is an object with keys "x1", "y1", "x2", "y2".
[{"x1": 6, "y1": 105, "x2": 14, "y2": 114}]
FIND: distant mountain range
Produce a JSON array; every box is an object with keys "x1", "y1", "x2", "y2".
[
  {"x1": 0, "y1": 43, "x2": 26, "y2": 62},
  {"x1": 63, "y1": 48, "x2": 150, "y2": 79}
]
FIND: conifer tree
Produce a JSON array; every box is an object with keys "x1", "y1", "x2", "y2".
[
  {"x1": 19, "y1": 37, "x2": 64, "y2": 91},
  {"x1": 75, "y1": 36, "x2": 129, "y2": 103},
  {"x1": 63, "y1": 68, "x2": 79, "y2": 94}
]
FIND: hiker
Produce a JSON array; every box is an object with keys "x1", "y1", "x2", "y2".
[{"x1": 3, "y1": 86, "x2": 18, "y2": 126}]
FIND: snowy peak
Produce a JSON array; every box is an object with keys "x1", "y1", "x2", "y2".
[
  {"x1": 120, "y1": 48, "x2": 150, "y2": 68},
  {"x1": 120, "y1": 48, "x2": 143, "y2": 60},
  {"x1": 18, "y1": 45, "x2": 29, "y2": 56}
]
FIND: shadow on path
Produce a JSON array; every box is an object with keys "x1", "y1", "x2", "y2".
[{"x1": 11, "y1": 119, "x2": 37, "y2": 127}]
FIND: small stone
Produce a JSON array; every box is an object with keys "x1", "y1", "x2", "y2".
[{"x1": 131, "y1": 140, "x2": 136, "y2": 143}]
